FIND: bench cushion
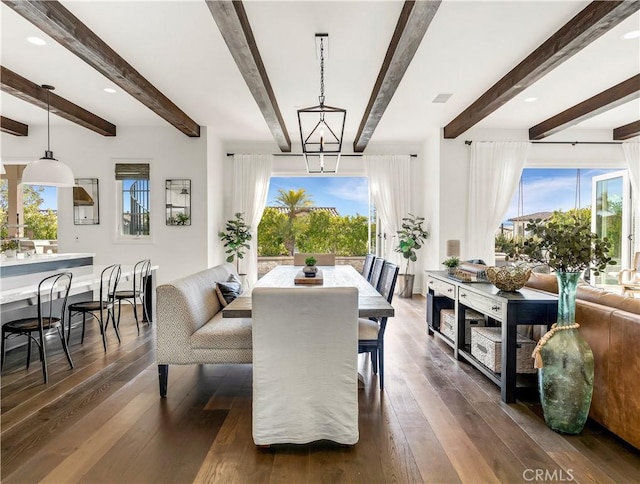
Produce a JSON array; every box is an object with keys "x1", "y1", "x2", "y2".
[{"x1": 191, "y1": 312, "x2": 252, "y2": 350}]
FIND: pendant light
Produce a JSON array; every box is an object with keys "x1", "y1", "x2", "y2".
[
  {"x1": 297, "y1": 33, "x2": 346, "y2": 174},
  {"x1": 21, "y1": 85, "x2": 75, "y2": 187}
]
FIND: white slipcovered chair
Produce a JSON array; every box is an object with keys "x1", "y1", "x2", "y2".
[
  {"x1": 293, "y1": 253, "x2": 336, "y2": 266},
  {"x1": 251, "y1": 286, "x2": 359, "y2": 446}
]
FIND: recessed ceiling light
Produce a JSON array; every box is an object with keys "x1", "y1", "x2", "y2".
[
  {"x1": 623, "y1": 30, "x2": 640, "y2": 40},
  {"x1": 524, "y1": 97, "x2": 538, "y2": 103},
  {"x1": 104, "y1": 88, "x2": 117, "y2": 94},
  {"x1": 26, "y1": 36, "x2": 46, "y2": 46}
]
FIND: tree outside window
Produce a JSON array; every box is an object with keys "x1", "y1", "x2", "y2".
[{"x1": 0, "y1": 180, "x2": 57, "y2": 239}]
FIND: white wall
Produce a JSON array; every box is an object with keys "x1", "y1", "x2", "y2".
[
  {"x1": 207, "y1": 131, "x2": 226, "y2": 268},
  {"x1": 421, "y1": 130, "x2": 441, "y2": 278},
  {"x1": 2, "y1": 125, "x2": 215, "y2": 284}
]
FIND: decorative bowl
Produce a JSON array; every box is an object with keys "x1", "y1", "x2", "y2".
[
  {"x1": 303, "y1": 265, "x2": 317, "y2": 277},
  {"x1": 485, "y1": 266, "x2": 531, "y2": 292}
]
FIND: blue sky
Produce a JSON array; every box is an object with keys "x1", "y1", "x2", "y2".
[
  {"x1": 40, "y1": 186, "x2": 58, "y2": 210},
  {"x1": 267, "y1": 177, "x2": 369, "y2": 217},
  {"x1": 502, "y1": 168, "x2": 617, "y2": 224}
]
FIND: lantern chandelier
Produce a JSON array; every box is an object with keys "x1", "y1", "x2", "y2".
[
  {"x1": 297, "y1": 33, "x2": 346, "y2": 174},
  {"x1": 21, "y1": 84, "x2": 75, "y2": 187}
]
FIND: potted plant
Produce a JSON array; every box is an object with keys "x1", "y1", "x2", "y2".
[
  {"x1": 395, "y1": 213, "x2": 429, "y2": 298},
  {"x1": 303, "y1": 256, "x2": 317, "y2": 277},
  {"x1": 506, "y1": 210, "x2": 613, "y2": 434},
  {"x1": 442, "y1": 256, "x2": 460, "y2": 275},
  {"x1": 218, "y1": 212, "x2": 252, "y2": 274},
  {"x1": 1, "y1": 239, "x2": 19, "y2": 258}
]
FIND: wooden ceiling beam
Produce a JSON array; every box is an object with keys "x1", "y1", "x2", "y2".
[
  {"x1": 1, "y1": 66, "x2": 116, "y2": 136},
  {"x1": 206, "y1": 0, "x2": 290, "y2": 152},
  {"x1": 2, "y1": 0, "x2": 200, "y2": 137},
  {"x1": 354, "y1": 0, "x2": 441, "y2": 152},
  {"x1": 529, "y1": 75, "x2": 640, "y2": 140},
  {"x1": 1, "y1": 116, "x2": 28, "y2": 136},
  {"x1": 613, "y1": 119, "x2": 640, "y2": 140},
  {"x1": 443, "y1": 1, "x2": 640, "y2": 139}
]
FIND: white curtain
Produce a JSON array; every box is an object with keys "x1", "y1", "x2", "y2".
[
  {"x1": 467, "y1": 141, "x2": 531, "y2": 265},
  {"x1": 232, "y1": 154, "x2": 272, "y2": 287},
  {"x1": 364, "y1": 155, "x2": 411, "y2": 270},
  {"x1": 622, "y1": 142, "x2": 640, "y2": 254}
]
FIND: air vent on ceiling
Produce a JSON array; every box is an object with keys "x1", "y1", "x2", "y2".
[{"x1": 432, "y1": 93, "x2": 453, "y2": 104}]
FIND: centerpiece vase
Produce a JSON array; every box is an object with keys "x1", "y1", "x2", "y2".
[
  {"x1": 303, "y1": 265, "x2": 317, "y2": 277},
  {"x1": 538, "y1": 271, "x2": 594, "y2": 434}
]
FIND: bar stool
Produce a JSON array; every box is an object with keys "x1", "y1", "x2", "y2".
[
  {"x1": 67, "y1": 264, "x2": 121, "y2": 351},
  {"x1": 1, "y1": 272, "x2": 74, "y2": 383},
  {"x1": 115, "y1": 259, "x2": 151, "y2": 331}
]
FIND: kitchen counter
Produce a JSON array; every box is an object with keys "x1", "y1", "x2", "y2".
[
  {"x1": 0, "y1": 263, "x2": 150, "y2": 305},
  {"x1": 0, "y1": 253, "x2": 94, "y2": 278}
]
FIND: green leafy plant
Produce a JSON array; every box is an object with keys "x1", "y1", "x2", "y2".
[
  {"x1": 506, "y1": 211, "x2": 614, "y2": 275},
  {"x1": 495, "y1": 233, "x2": 519, "y2": 253},
  {"x1": 304, "y1": 256, "x2": 317, "y2": 266},
  {"x1": 442, "y1": 256, "x2": 460, "y2": 268},
  {"x1": 168, "y1": 213, "x2": 190, "y2": 226},
  {"x1": 175, "y1": 213, "x2": 190, "y2": 225},
  {"x1": 395, "y1": 213, "x2": 429, "y2": 275},
  {"x1": 218, "y1": 212, "x2": 252, "y2": 272},
  {"x1": 1, "y1": 239, "x2": 18, "y2": 251}
]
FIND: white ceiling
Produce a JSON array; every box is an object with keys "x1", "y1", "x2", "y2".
[{"x1": 1, "y1": 0, "x2": 639, "y2": 150}]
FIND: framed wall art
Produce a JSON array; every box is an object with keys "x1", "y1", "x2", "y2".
[
  {"x1": 73, "y1": 178, "x2": 100, "y2": 225},
  {"x1": 166, "y1": 179, "x2": 191, "y2": 226}
]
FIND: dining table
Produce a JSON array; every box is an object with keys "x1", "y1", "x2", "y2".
[{"x1": 222, "y1": 264, "x2": 394, "y2": 319}]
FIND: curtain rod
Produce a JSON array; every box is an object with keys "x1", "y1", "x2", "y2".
[
  {"x1": 226, "y1": 153, "x2": 418, "y2": 157},
  {"x1": 464, "y1": 140, "x2": 623, "y2": 145}
]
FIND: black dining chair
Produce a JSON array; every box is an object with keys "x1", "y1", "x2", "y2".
[
  {"x1": 358, "y1": 261, "x2": 399, "y2": 391},
  {"x1": 115, "y1": 259, "x2": 151, "y2": 332},
  {"x1": 67, "y1": 264, "x2": 121, "y2": 351},
  {"x1": 361, "y1": 254, "x2": 376, "y2": 280},
  {"x1": 369, "y1": 257, "x2": 385, "y2": 289},
  {"x1": 1, "y1": 272, "x2": 74, "y2": 383}
]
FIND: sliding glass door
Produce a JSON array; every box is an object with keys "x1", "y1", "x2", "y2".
[{"x1": 591, "y1": 170, "x2": 631, "y2": 286}]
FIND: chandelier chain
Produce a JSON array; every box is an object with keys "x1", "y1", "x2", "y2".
[
  {"x1": 319, "y1": 38, "x2": 324, "y2": 100},
  {"x1": 47, "y1": 88, "x2": 51, "y2": 152}
]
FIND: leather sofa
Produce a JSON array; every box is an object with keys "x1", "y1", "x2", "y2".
[{"x1": 525, "y1": 273, "x2": 640, "y2": 449}]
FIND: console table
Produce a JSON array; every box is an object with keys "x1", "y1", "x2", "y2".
[{"x1": 425, "y1": 271, "x2": 558, "y2": 403}]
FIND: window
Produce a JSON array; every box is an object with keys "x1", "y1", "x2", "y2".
[
  {"x1": 115, "y1": 163, "x2": 150, "y2": 238},
  {"x1": 500, "y1": 168, "x2": 619, "y2": 237},
  {"x1": 257, "y1": 176, "x2": 372, "y2": 260},
  {"x1": 497, "y1": 167, "x2": 632, "y2": 287},
  {"x1": 0, "y1": 174, "x2": 57, "y2": 241}
]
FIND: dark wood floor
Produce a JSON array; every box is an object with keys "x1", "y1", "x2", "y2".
[{"x1": 1, "y1": 296, "x2": 638, "y2": 483}]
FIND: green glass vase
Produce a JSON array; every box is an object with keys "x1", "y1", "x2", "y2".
[{"x1": 538, "y1": 272, "x2": 594, "y2": 435}]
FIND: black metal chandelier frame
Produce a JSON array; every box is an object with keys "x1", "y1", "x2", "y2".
[{"x1": 297, "y1": 34, "x2": 346, "y2": 174}]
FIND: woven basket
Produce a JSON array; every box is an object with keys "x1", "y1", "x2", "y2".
[{"x1": 486, "y1": 266, "x2": 531, "y2": 292}]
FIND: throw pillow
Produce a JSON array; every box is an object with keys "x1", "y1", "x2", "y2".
[
  {"x1": 215, "y1": 280, "x2": 242, "y2": 307},
  {"x1": 227, "y1": 272, "x2": 242, "y2": 289}
]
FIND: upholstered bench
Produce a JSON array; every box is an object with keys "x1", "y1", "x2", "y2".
[{"x1": 156, "y1": 263, "x2": 252, "y2": 397}]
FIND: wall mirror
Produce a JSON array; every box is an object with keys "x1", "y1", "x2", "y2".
[
  {"x1": 73, "y1": 178, "x2": 100, "y2": 225},
  {"x1": 166, "y1": 179, "x2": 191, "y2": 226}
]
